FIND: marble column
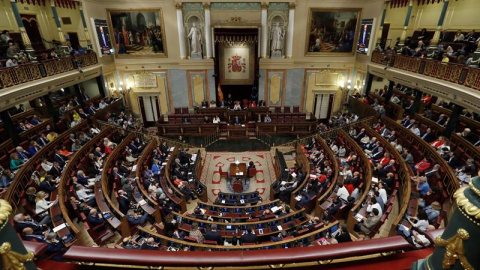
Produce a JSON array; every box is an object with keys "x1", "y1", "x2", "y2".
[
  {"x1": 50, "y1": 1, "x2": 66, "y2": 43},
  {"x1": 431, "y1": 0, "x2": 450, "y2": 45},
  {"x1": 285, "y1": 3, "x2": 295, "y2": 58},
  {"x1": 377, "y1": 7, "x2": 387, "y2": 48},
  {"x1": 78, "y1": 3, "x2": 91, "y2": 48},
  {"x1": 204, "y1": 3, "x2": 212, "y2": 59},
  {"x1": 400, "y1": 1, "x2": 413, "y2": 43},
  {"x1": 261, "y1": 3, "x2": 268, "y2": 58},
  {"x1": 9, "y1": 0, "x2": 32, "y2": 50},
  {"x1": 176, "y1": 3, "x2": 187, "y2": 59}
]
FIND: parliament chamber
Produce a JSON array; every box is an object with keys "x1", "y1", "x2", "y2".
[{"x1": 0, "y1": 0, "x2": 480, "y2": 269}]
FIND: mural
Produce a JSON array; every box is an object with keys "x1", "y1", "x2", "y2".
[
  {"x1": 107, "y1": 9, "x2": 167, "y2": 57},
  {"x1": 306, "y1": 9, "x2": 361, "y2": 55}
]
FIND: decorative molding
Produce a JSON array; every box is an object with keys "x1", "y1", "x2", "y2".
[
  {"x1": 0, "y1": 199, "x2": 12, "y2": 230},
  {"x1": 182, "y1": 2, "x2": 203, "y2": 11},
  {"x1": 289, "y1": 3, "x2": 296, "y2": 9},
  {"x1": 435, "y1": 228, "x2": 474, "y2": 270},
  {"x1": 261, "y1": 2, "x2": 268, "y2": 9},
  {"x1": 0, "y1": 242, "x2": 34, "y2": 270},
  {"x1": 175, "y1": 3, "x2": 182, "y2": 10},
  {"x1": 211, "y1": 2, "x2": 261, "y2": 10},
  {"x1": 267, "y1": 2, "x2": 288, "y2": 11},
  {"x1": 203, "y1": 2, "x2": 210, "y2": 10}
]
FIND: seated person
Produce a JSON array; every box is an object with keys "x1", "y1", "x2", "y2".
[
  {"x1": 126, "y1": 209, "x2": 149, "y2": 226},
  {"x1": 233, "y1": 102, "x2": 242, "y2": 111},
  {"x1": 264, "y1": 114, "x2": 272, "y2": 123},
  {"x1": 232, "y1": 116, "x2": 242, "y2": 125},
  {"x1": 212, "y1": 115, "x2": 221, "y2": 124},
  {"x1": 87, "y1": 208, "x2": 105, "y2": 227},
  {"x1": 355, "y1": 208, "x2": 381, "y2": 235},
  {"x1": 240, "y1": 226, "x2": 258, "y2": 244}
]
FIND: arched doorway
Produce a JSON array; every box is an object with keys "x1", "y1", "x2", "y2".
[{"x1": 21, "y1": 14, "x2": 45, "y2": 52}]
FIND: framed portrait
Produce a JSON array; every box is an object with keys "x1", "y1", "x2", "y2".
[
  {"x1": 356, "y1": 18, "x2": 374, "y2": 55},
  {"x1": 106, "y1": 9, "x2": 168, "y2": 58},
  {"x1": 305, "y1": 8, "x2": 361, "y2": 56}
]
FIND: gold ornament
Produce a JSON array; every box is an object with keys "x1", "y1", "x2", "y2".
[
  {"x1": 0, "y1": 242, "x2": 34, "y2": 270},
  {"x1": 455, "y1": 185, "x2": 480, "y2": 220},
  {"x1": 434, "y1": 228, "x2": 474, "y2": 270},
  {"x1": 0, "y1": 199, "x2": 13, "y2": 231}
]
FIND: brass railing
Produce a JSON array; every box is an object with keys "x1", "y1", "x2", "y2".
[
  {"x1": 0, "y1": 52, "x2": 98, "y2": 89},
  {"x1": 256, "y1": 128, "x2": 274, "y2": 146},
  {"x1": 371, "y1": 51, "x2": 478, "y2": 89}
]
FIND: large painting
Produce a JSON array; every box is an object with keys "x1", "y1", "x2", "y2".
[
  {"x1": 107, "y1": 9, "x2": 167, "y2": 57},
  {"x1": 306, "y1": 8, "x2": 361, "y2": 56}
]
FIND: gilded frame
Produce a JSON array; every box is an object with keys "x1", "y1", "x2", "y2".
[
  {"x1": 305, "y1": 8, "x2": 362, "y2": 56},
  {"x1": 106, "y1": 8, "x2": 168, "y2": 58}
]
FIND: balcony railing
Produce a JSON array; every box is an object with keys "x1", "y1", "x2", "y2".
[
  {"x1": 370, "y1": 51, "x2": 480, "y2": 90},
  {"x1": 0, "y1": 52, "x2": 98, "y2": 89}
]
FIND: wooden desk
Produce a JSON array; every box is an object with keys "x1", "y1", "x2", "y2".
[
  {"x1": 230, "y1": 163, "x2": 247, "y2": 179},
  {"x1": 94, "y1": 182, "x2": 121, "y2": 229}
]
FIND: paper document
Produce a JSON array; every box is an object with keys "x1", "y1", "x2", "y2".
[
  {"x1": 53, "y1": 223, "x2": 67, "y2": 233},
  {"x1": 354, "y1": 213, "x2": 364, "y2": 222},
  {"x1": 138, "y1": 199, "x2": 147, "y2": 206},
  {"x1": 277, "y1": 225, "x2": 283, "y2": 231}
]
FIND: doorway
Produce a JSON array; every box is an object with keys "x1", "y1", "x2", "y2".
[
  {"x1": 21, "y1": 14, "x2": 45, "y2": 52},
  {"x1": 67, "y1": 32, "x2": 80, "y2": 49},
  {"x1": 138, "y1": 95, "x2": 160, "y2": 127},
  {"x1": 380, "y1": 23, "x2": 390, "y2": 49},
  {"x1": 313, "y1": 94, "x2": 334, "y2": 120}
]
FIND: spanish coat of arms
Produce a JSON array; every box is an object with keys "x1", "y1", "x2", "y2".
[{"x1": 227, "y1": 54, "x2": 246, "y2": 73}]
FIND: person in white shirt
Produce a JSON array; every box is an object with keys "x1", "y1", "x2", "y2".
[
  {"x1": 90, "y1": 127, "x2": 101, "y2": 135},
  {"x1": 407, "y1": 212, "x2": 430, "y2": 233},
  {"x1": 40, "y1": 158, "x2": 53, "y2": 172},
  {"x1": 377, "y1": 182, "x2": 388, "y2": 203},
  {"x1": 264, "y1": 114, "x2": 272, "y2": 123},
  {"x1": 76, "y1": 185, "x2": 94, "y2": 202},
  {"x1": 98, "y1": 100, "x2": 107, "y2": 109},
  {"x1": 410, "y1": 124, "x2": 420, "y2": 136},
  {"x1": 330, "y1": 144, "x2": 339, "y2": 155},
  {"x1": 35, "y1": 191, "x2": 56, "y2": 214},
  {"x1": 6, "y1": 57, "x2": 18, "y2": 67},
  {"x1": 338, "y1": 146, "x2": 346, "y2": 158},
  {"x1": 336, "y1": 184, "x2": 349, "y2": 201},
  {"x1": 212, "y1": 116, "x2": 221, "y2": 124},
  {"x1": 233, "y1": 102, "x2": 242, "y2": 111},
  {"x1": 366, "y1": 196, "x2": 383, "y2": 215}
]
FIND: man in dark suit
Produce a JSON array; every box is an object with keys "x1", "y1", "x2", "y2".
[
  {"x1": 22, "y1": 227, "x2": 46, "y2": 242},
  {"x1": 355, "y1": 128, "x2": 366, "y2": 142},
  {"x1": 141, "y1": 238, "x2": 159, "y2": 250},
  {"x1": 233, "y1": 116, "x2": 241, "y2": 125},
  {"x1": 37, "y1": 133, "x2": 49, "y2": 147},
  {"x1": 421, "y1": 128, "x2": 436, "y2": 143},
  {"x1": 49, "y1": 162, "x2": 63, "y2": 178},
  {"x1": 14, "y1": 213, "x2": 47, "y2": 233},
  {"x1": 446, "y1": 152, "x2": 459, "y2": 168},
  {"x1": 205, "y1": 224, "x2": 222, "y2": 245},
  {"x1": 54, "y1": 150, "x2": 66, "y2": 167},
  {"x1": 40, "y1": 176, "x2": 57, "y2": 193},
  {"x1": 240, "y1": 226, "x2": 257, "y2": 244},
  {"x1": 87, "y1": 208, "x2": 105, "y2": 227},
  {"x1": 117, "y1": 189, "x2": 130, "y2": 214}
]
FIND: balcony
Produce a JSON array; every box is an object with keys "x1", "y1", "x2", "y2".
[
  {"x1": 371, "y1": 51, "x2": 480, "y2": 91},
  {"x1": 0, "y1": 52, "x2": 98, "y2": 90}
]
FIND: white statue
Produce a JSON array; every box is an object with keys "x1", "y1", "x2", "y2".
[
  {"x1": 270, "y1": 22, "x2": 285, "y2": 52},
  {"x1": 187, "y1": 22, "x2": 202, "y2": 54}
]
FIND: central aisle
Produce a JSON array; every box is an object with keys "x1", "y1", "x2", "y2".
[{"x1": 199, "y1": 151, "x2": 276, "y2": 202}]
